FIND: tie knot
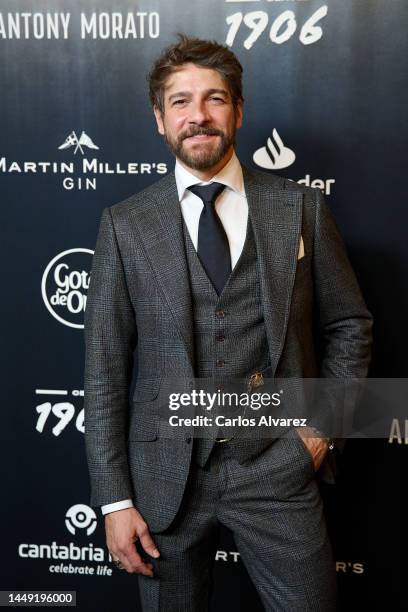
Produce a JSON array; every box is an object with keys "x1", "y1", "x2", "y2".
[{"x1": 187, "y1": 182, "x2": 226, "y2": 205}]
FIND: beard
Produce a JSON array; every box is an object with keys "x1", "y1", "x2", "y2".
[{"x1": 162, "y1": 125, "x2": 236, "y2": 171}]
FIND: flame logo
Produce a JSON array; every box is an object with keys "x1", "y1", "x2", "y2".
[{"x1": 253, "y1": 128, "x2": 296, "y2": 170}]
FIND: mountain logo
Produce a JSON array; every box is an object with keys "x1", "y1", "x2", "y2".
[
  {"x1": 58, "y1": 130, "x2": 99, "y2": 155},
  {"x1": 253, "y1": 128, "x2": 295, "y2": 170}
]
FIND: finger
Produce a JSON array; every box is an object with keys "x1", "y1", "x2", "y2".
[
  {"x1": 111, "y1": 545, "x2": 153, "y2": 577},
  {"x1": 111, "y1": 553, "x2": 135, "y2": 575},
  {"x1": 137, "y1": 525, "x2": 160, "y2": 559},
  {"x1": 122, "y1": 545, "x2": 154, "y2": 576}
]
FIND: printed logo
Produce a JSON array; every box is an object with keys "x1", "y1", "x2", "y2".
[
  {"x1": 35, "y1": 387, "x2": 84, "y2": 437},
  {"x1": 41, "y1": 248, "x2": 93, "y2": 329},
  {"x1": 253, "y1": 128, "x2": 296, "y2": 170},
  {"x1": 388, "y1": 418, "x2": 408, "y2": 444},
  {"x1": 58, "y1": 130, "x2": 99, "y2": 155},
  {"x1": 65, "y1": 504, "x2": 97, "y2": 536},
  {"x1": 253, "y1": 128, "x2": 336, "y2": 195},
  {"x1": 1, "y1": 133, "x2": 167, "y2": 191},
  {"x1": 336, "y1": 561, "x2": 364, "y2": 575},
  {"x1": 215, "y1": 550, "x2": 241, "y2": 563},
  {"x1": 18, "y1": 503, "x2": 114, "y2": 576}
]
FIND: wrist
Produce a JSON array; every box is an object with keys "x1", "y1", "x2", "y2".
[{"x1": 304, "y1": 426, "x2": 335, "y2": 451}]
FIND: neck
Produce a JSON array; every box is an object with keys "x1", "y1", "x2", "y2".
[{"x1": 177, "y1": 148, "x2": 234, "y2": 181}]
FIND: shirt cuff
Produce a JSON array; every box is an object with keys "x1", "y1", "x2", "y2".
[{"x1": 101, "y1": 499, "x2": 134, "y2": 515}]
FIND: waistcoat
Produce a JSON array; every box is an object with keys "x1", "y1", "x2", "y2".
[{"x1": 182, "y1": 215, "x2": 273, "y2": 466}]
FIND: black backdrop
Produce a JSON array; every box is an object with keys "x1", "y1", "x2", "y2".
[{"x1": 1, "y1": 1, "x2": 407, "y2": 609}]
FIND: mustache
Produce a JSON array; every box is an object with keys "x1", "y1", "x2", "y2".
[{"x1": 180, "y1": 127, "x2": 224, "y2": 141}]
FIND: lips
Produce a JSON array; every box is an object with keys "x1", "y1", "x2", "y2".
[{"x1": 184, "y1": 134, "x2": 218, "y2": 143}]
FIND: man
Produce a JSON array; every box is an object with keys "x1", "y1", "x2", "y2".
[{"x1": 84, "y1": 35, "x2": 372, "y2": 611}]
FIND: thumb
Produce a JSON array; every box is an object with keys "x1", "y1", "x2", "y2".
[{"x1": 137, "y1": 524, "x2": 160, "y2": 559}]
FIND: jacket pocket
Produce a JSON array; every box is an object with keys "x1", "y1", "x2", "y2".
[
  {"x1": 132, "y1": 377, "x2": 162, "y2": 403},
  {"x1": 294, "y1": 430, "x2": 315, "y2": 474}
]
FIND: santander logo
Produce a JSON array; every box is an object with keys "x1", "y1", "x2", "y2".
[{"x1": 253, "y1": 128, "x2": 296, "y2": 170}]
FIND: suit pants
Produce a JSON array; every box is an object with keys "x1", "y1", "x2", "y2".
[{"x1": 137, "y1": 437, "x2": 337, "y2": 611}]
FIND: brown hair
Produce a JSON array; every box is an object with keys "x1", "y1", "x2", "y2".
[{"x1": 148, "y1": 34, "x2": 244, "y2": 114}]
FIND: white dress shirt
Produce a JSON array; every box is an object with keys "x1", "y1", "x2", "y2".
[
  {"x1": 100, "y1": 150, "x2": 248, "y2": 515},
  {"x1": 176, "y1": 150, "x2": 248, "y2": 269}
]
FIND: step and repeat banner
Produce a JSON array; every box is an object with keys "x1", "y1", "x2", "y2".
[{"x1": 1, "y1": 0, "x2": 407, "y2": 610}]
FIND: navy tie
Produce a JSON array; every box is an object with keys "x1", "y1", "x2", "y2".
[{"x1": 187, "y1": 182, "x2": 231, "y2": 295}]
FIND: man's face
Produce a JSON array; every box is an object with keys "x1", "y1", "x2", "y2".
[{"x1": 153, "y1": 63, "x2": 243, "y2": 173}]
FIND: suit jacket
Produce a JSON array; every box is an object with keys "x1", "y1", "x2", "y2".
[{"x1": 83, "y1": 165, "x2": 373, "y2": 532}]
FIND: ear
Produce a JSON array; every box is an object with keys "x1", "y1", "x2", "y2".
[
  {"x1": 153, "y1": 105, "x2": 165, "y2": 135},
  {"x1": 235, "y1": 102, "x2": 243, "y2": 130}
]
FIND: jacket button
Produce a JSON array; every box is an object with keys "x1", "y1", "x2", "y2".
[
  {"x1": 185, "y1": 436, "x2": 192, "y2": 444},
  {"x1": 216, "y1": 359, "x2": 225, "y2": 367},
  {"x1": 215, "y1": 309, "x2": 225, "y2": 319},
  {"x1": 216, "y1": 334, "x2": 225, "y2": 342}
]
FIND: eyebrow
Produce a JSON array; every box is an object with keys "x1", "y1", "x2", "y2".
[{"x1": 167, "y1": 88, "x2": 230, "y2": 102}]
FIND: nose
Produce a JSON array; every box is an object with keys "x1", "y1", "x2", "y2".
[{"x1": 188, "y1": 100, "x2": 210, "y2": 125}]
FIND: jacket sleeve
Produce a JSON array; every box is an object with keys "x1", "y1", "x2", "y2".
[
  {"x1": 311, "y1": 189, "x2": 373, "y2": 446},
  {"x1": 313, "y1": 188, "x2": 373, "y2": 379},
  {"x1": 83, "y1": 206, "x2": 137, "y2": 508}
]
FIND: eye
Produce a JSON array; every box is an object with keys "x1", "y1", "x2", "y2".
[
  {"x1": 209, "y1": 97, "x2": 224, "y2": 103},
  {"x1": 173, "y1": 99, "x2": 187, "y2": 106}
]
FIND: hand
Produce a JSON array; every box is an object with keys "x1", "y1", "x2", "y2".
[
  {"x1": 105, "y1": 506, "x2": 160, "y2": 576},
  {"x1": 295, "y1": 427, "x2": 329, "y2": 472}
]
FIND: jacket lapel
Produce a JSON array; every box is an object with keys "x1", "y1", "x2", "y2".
[
  {"x1": 132, "y1": 172, "x2": 195, "y2": 371},
  {"x1": 242, "y1": 166, "x2": 303, "y2": 377},
  {"x1": 132, "y1": 166, "x2": 303, "y2": 379}
]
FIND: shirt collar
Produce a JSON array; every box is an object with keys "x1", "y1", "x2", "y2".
[{"x1": 175, "y1": 150, "x2": 245, "y2": 201}]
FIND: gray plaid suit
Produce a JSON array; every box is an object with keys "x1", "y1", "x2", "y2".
[{"x1": 83, "y1": 165, "x2": 372, "y2": 610}]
